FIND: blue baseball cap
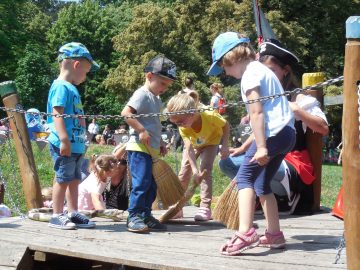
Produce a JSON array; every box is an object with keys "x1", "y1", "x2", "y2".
[
  {"x1": 207, "y1": 32, "x2": 250, "y2": 76},
  {"x1": 58, "y1": 42, "x2": 100, "y2": 72}
]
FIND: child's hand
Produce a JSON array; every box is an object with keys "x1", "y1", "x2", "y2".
[
  {"x1": 60, "y1": 139, "x2": 71, "y2": 156},
  {"x1": 193, "y1": 170, "x2": 207, "y2": 185},
  {"x1": 139, "y1": 130, "x2": 151, "y2": 146},
  {"x1": 250, "y1": 147, "x2": 269, "y2": 166},
  {"x1": 229, "y1": 147, "x2": 244, "y2": 157},
  {"x1": 219, "y1": 145, "x2": 230, "y2": 160}
]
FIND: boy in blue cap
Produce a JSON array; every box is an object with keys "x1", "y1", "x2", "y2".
[
  {"x1": 121, "y1": 55, "x2": 176, "y2": 233},
  {"x1": 208, "y1": 32, "x2": 295, "y2": 255},
  {"x1": 47, "y1": 42, "x2": 99, "y2": 229}
]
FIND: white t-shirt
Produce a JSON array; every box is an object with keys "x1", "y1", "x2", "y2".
[
  {"x1": 296, "y1": 95, "x2": 328, "y2": 132},
  {"x1": 78, "y1": 172, "x2": 107, "y2": 210},
  {"x1": 210, "y1": 93, "x2": 222, "y2": 107},
  {"x1": 88, "y1": 123, "x2": 99, "y2": 134},
  {"x1": 241, "y1": 61, "x2": 294, "y2": 138}
]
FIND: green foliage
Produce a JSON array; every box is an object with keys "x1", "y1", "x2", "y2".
[
  {"x1": 15, "y1": 43, "x2": 55, "y2": 111},
  {"x1": 1, "y1": 0, "x2": 358, "y2": 136}
]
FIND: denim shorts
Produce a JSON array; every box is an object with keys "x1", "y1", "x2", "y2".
[{"x1": 49, "y1": 143, "x2": 84, "y2": 184}]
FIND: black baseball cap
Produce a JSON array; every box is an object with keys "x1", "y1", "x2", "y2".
[{"x1": 144, "y1": 55, "x2": 177, "y2": 81}]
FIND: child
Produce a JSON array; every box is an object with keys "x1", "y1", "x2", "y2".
[
  {"x1": 47, "y1": 42, "x2": 99, "y2": 230},
  {"x1": 209, "y1": 83, "x2": 224, "y2": 109},
  {"x1": 166, "y1": 94, "x2": 230, "y2": 221},
  {"x1": 207, "y1": 32, "x2": 295, "y2": 255},
  {"x1": 78, "y1": 154, "x2": 120, "y2": 211},
  {"x1": 121, "y1": 55, "x2": 176, "y2": 233},
  {"x1": 41, "y1": 187, "x2": 53, "y2": 208}
]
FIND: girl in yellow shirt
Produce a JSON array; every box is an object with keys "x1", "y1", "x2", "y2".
[{"x1": 167, "y1": 94, "x2": 230, "y2": 221}]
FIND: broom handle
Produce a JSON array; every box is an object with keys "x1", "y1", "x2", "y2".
[
  {"x1": 186, "y1": 169, "x2": 207, "y2": 197},
  {"x1": 144, "y1": 144, "x2": 159, "y2": 161}
]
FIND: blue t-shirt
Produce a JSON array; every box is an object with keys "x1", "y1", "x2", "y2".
[{"x1": 47, "y1": 79, "x2": 86, "y2": 154}]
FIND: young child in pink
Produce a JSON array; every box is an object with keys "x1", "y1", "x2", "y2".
[{"x1": 78, "y1": 154, "x2": 125, "y2": 211}]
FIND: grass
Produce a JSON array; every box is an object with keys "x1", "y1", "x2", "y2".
[{"x1": 0, "y1": 140, "x2": 343, "y2": 214}]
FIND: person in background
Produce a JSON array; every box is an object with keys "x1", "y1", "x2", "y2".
[
  {"x1": 179, "y1": 76, "x2": 195, "y2": 95},
  {"x1": 47, "y1": 42, "x2": 98, "y2": 230},
  {"x1": 87, "y1": 118, "x2": 99, "y2": 143},
  {"x1": 102, "y1": 124, "x2": 115, "y2": 145}
]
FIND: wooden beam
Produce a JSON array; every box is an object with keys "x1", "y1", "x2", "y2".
[
  {"x1": 342, "y1": 16, "x2": 360, "y2": 270},
  {"x1": 0, "y1": 81, "x2": 43, "y2": 209},
  {"x1": 302, "y1": 72, "x2": 325, "y2": 212}
]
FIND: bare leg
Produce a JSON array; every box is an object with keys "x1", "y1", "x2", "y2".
[
  {"x1": 66, "y1": 179, "x2": 80, "y2": 212},
  {"x1": 52, "y1": 178, "x2": 68, "y2": 214},
  {"x1": 238, "y1": 188, "x2": 256, "y2": 234},
  {"x1": 260, "y1": 193, "x2": 280, "y2": 233}
]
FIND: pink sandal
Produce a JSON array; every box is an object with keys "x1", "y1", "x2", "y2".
[{"x1": 221, "y1": 228, "x2": 260, "y2": 256}]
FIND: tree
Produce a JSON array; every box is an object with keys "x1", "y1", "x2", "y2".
[
  {"x1": 15, "y1": 43, "x2": 54, "y2": 111},
  {"x1": 46, "y1": 0, "x2": 134, "y2": 120}
]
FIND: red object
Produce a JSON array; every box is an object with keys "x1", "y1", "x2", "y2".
[
  {"x1": 332, "y1": 185, "x2": 344, "y2": 220},
  {"x1": 284, "y1": 150, "x2": 316, "y2": 185},
  {"x1": 218, "y1": 97, "x2": 226, "y2": 115}
]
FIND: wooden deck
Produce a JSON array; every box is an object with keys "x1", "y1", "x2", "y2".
[{"x1": 0, "y1": 206, "x2": 346, "y2": 270}]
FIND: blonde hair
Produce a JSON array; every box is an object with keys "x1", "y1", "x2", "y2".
[
  {"x1": 210, "y1": 83, "x2": 224, "y2": 96},
  {"x1": 41, "y1": 187, "x2": 53, "y2": 201},
  {"x1": 221, "y1": 42, "x2": 256, "y2": 67},
  {"x1": 167, "y1": 94, "x2": 197, "y2": 113},
  {"x1": 186, "y1": 90, "x2": 200, "y2": 106},
  {"x1": 89, "y1": 154, "x2": 118, "y2": 182}
]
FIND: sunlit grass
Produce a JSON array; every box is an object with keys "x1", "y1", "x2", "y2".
[{"x1": 1, "y1": 140, "x2": 343, "y2": 214}]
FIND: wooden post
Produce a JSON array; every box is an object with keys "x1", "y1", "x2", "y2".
[
  {"x1": 343, "y1": 16, "x2": 360, "y2": 269},
  {"x1": 302, "y1": 72, "x2": 325, "y2": 212},
  {"x1": 0, "y1": 81, "x2": 43, "y2": 209}
]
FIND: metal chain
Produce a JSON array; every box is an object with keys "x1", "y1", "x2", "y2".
[
  {"x1": 334, "y1": 232, "x2": 346, "y2": 264},
  {"x1": 0, "y1": 76, "x2": 344, "y2": 121}
]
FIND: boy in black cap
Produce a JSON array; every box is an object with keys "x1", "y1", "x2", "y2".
[{"x1": 121, "y1": 55, "x2": 176, "y2": 233}]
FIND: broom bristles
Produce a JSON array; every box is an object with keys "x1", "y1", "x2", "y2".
[
  {"x1": 213, "y1": 180, "x2": 236, "y2": 223},
  {"x1": 152, "y1": 159, "x2": 184, "y2": 208},
  {"x1": 225, "y1": 189, "x2": 239, "y2": 223},
  {"x1": 159, "y1": 170, "x2": 207, "y2": 223}
]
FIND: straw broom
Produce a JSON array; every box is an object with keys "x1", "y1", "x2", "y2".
[
  {"x1": 146, "y1": 146, "x2": 184, "y2": 208},
  {"x1": 213, "y1": 180, "x2": 240, "y2": 230},
  {"x1": 159, "y1": 170, "x2": 207, "y2": 223}
]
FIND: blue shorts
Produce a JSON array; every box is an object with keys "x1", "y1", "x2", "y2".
[
  {"x1": 49, "y1": 143, "x2": 84, "y2": 184},
  {"x1": 236, "y1": 125, "x2": 296, "y2": 196}
]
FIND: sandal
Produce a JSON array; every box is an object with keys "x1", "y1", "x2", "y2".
[{"x1": 221, "y1": 227, "x2": 260, "y2": 256}]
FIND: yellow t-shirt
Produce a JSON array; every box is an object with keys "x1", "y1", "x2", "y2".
[{"x1": 179, "y1": 110, "x2": 226, "y2": 148}]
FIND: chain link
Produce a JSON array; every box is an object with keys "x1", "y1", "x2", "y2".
[
  {"x1": 0, "y1": 76, "x2": 344, "y2": 121},
  {"x1": 334, "y1": 232, "x2": 346, "y2": 264}
]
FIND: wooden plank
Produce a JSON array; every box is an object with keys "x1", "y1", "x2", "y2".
[
  {"x1": 0, "y1": 240, "x2": 28, "y2": 268},
  {"x1": 0, "y1": 207, "x2": 346, "y2": 270}
]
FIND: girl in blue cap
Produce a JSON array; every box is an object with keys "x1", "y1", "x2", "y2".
[{"x1": 208, "y1": 32, "x2": 295, "y2": 255}]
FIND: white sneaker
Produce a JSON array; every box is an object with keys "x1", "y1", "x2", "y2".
[{"x1": 48, "y1": 214, "x2": 76, "y2": 230}]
